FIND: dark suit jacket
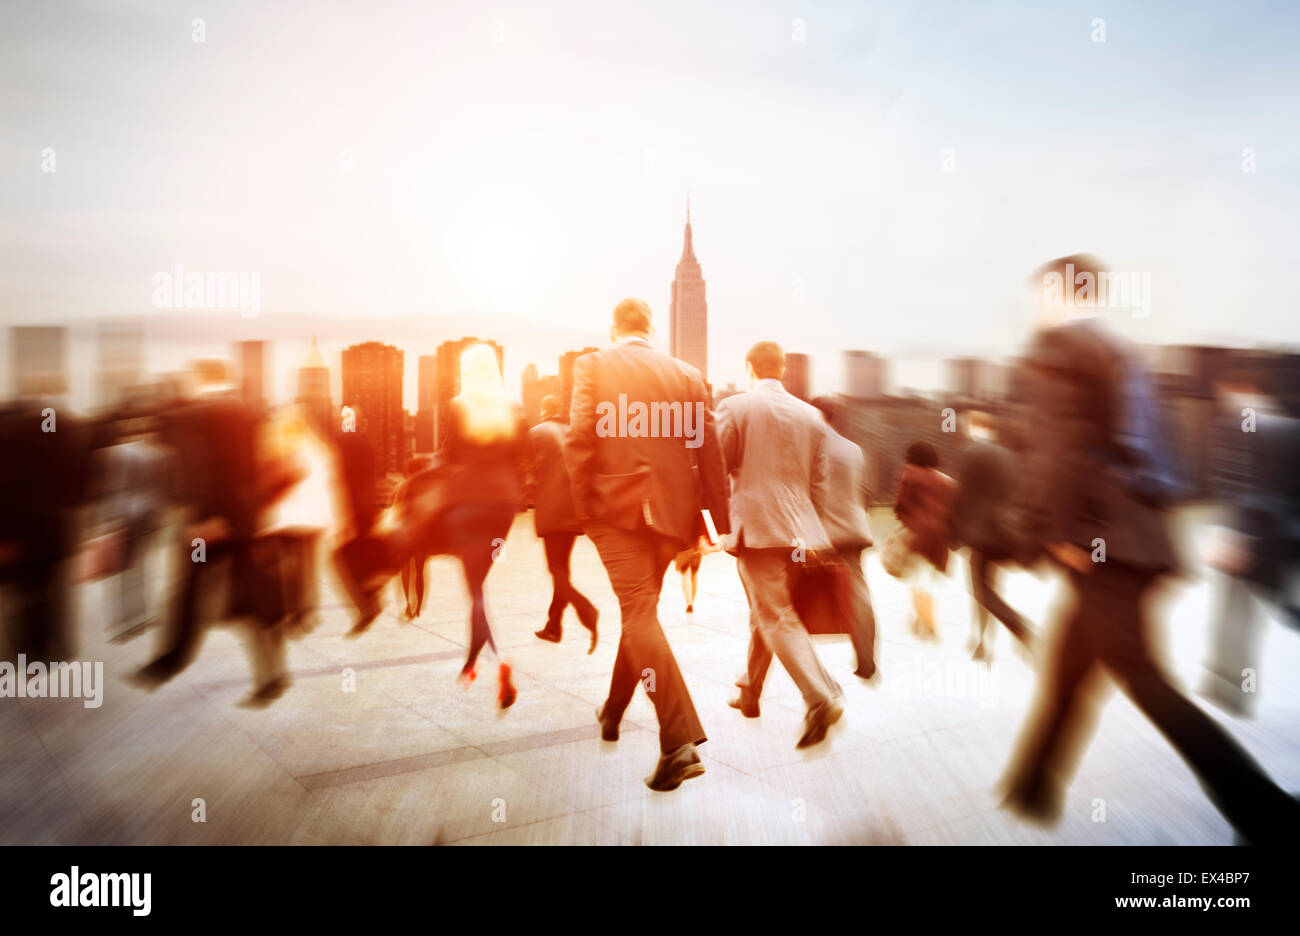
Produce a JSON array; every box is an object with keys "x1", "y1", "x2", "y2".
[
  {"x1": 951, "y1": 439, "x2": 1017, "y2": 558},
  {"x1": 161, "y1": 392, "x2": 259, "y2": 539},
  {"x1": 1217, "y1": 408, "x2": 1300, "y2": 591},
  {"x1": 895, "y1": 464, "x2": 956, "y2": 572},
  {"x1": 1013, "y1": 318, "x2": 1178, "y2": 573},
  {"x1": 562, "y1": 340, "x2": 729, "y2": 549},
  {"x1": 528, "y1": 418, "x2": 581, "y2": 536}
]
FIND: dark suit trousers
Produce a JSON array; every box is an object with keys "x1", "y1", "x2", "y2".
[
  {"x1": 836, "y1": 546, "x2": 877, "y2": 672},
  {"x1": 543, "y1": 532, "x2": 597, "y2": 631},
  {"x1": 1006, "y1": 562, "x2": 1300, "y2": 842},
  {"x1": 585, "y1": 521, "x2": 705, "y2": 753},
  {"x1": 969, "y1": 550, "x2": 1033, "y2": 645}
]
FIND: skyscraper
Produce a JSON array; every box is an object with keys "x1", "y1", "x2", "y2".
[
  {"x1": 433, "y1": 337, "x2": 503, "y2": 447},
  {"x1": 341, "y1": 341, "x2": 404, "y2": 477},
  {"x1": 295, "y1": 336, "x2": 332, "y2": 433},
  {"x1": 236, "y1": 340, "x2": 267, "y2": 408},
  {"x1": 415, "y1": 354, "x2": 437, "y2": 452},
  {"x1": 669, "y1": 200, "x2": 708, "y2": 381},
  {"x1": 521, "y1": 363, "x2": 560, "y2": 426},
  {"x1": 844, "y1": 350, "x2": 886, "y2": 399},
  {"x1": 784, "y1": 352, "x2": 811, "y2": 401},
  {"x1": 559, "y1": 347, "x2": 599, "y2": 418}
]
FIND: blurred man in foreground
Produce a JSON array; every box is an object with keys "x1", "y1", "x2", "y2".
[{"x1": 1001, "y1": 255, "x2": 1299, "y2": 844}]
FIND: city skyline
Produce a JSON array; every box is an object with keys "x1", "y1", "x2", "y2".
[{"x1": 3, "y1": 1, "x2": 1298, "y2": 411}]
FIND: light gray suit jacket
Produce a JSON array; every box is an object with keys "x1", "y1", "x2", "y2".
[
  {"x1": 820, "y1": 428, "x2": 873, "y2": 550},
  {"x1": 716, "y1": 381, "x2": 832, "y2": 553}
]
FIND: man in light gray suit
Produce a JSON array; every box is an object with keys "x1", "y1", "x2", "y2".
[
  {"x1": 717, "y1": 342, "x2": 844, "y2": 748},
  {"x1": 811, "y1": 397, "x2": 878, "y2": 679}
]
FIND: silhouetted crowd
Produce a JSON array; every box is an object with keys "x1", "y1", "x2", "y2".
[{"x1": 2, "y1": 255, "x2": 1298, "y2": 839}]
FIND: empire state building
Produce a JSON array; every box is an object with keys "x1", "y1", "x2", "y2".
[{"x1": 669, "y1": 201, "x2": 708, "y2": 382}]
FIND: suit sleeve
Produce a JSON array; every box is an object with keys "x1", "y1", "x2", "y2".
[
  {"x1": 693, "y1": 377, "x2": 731, "y2": 535},
  {"x1": 561, "y1": 354, "x2": 599, "y2": 521},
  {"x1": 716, "y1": 399, "x2": 740, "y2": 476},
  {"x1": 810, "y1": 422, "x2": 830, "y2": 517}
]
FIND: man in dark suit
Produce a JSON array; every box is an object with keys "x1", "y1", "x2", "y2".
[
  {"x1": 950, "y1": 410, "x2": 1034, "y2": 660},
  {"x1": 1001, "y1": 255, "x2": 1300, "y2": 843},
  {"x1": 133, "y1": 360, "x2": 288, "y2": 705},
  {"x1": 717, "y1": 344, "x2": 844, "y2": 749},
  {"x1": 1200, "y1": 365, "x2": 1300, "y2": 716},
  {"x1": 529, "y1": 393, "x2": 599, "y2": 651},
  {"x1": 563, "y1": 298, "x2": 730, "y2": 791},
  {"x1": 810, "y1": 396, "x2": 878, "y2": 680}
]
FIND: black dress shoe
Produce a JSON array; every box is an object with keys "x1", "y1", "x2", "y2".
[
  {"x1": 796, "y1": 699, "x2": 843, "y2": 749},
  {"x1": 645, "y1": 742, "x2": 705, "y2": 792},
  {"x1": 728, "y1": 688, "x2": 760, "y2": 718},
  {"x1": 853, "y1": 665, "x2": 877, "y2": 681},
  {"x1": 596, "y1": 703, "x2": 619, "y2": 741},
  {"x1": 534, "y1": 626, "x2": 562, "y2": 643}
]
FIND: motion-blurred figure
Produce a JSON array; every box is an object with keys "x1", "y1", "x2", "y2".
[
  {"x1": 389, "y1": 344, "x2": 527, "y2": 707},
  {"x1": 0, "y1": 386, "x2": 90, "y2": 662},
  {"x1": 950, "y1": 410, "x2": 1034, "y2": 660},
  {"x1": 528, "y1": 393, "x2": 599, "y2": 651},
  {"x1": 89, "y1": 414, "x2": 175, "y2": 641},
  {"x1": 1001, "y1": 254, "x2": 1300, "y2": 843},
  {"x1": 397, "y1": 455, "x2": 434, "y2": 620},
  {"x1": 563, "y1": 298, "x2": 729, "y2": 790},
  {"x1": 1199, "y1": 365, "x2": 1300, "y2": 716},
  {"x1": 892, "y1": 441, "x2": 956, "y2": 641},
  {"x1": 332, "y1": 404, "x2": 386, "y2": 635},
  {"x1": 133, "y1": 360, "x2": 291, "y2": 706},
  {"x1": 811, "y1": 396, "x2": 878, "y2": 680},
  {"x1": 261, "y1": 406, "x2": 335, "y2": 636},
  {"x1": 717, "y1": 342, "x2": 844, "y2": 748}
]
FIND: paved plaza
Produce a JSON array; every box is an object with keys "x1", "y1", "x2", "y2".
[{"x1": 4, "y1": 508, "x2": 1299, "y2": 845}]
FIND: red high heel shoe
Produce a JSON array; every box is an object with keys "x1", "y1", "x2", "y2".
[
  {"x1": 457, "y1": 666, "x2": 477, "y2": 690},
  {"x1": 498, "y1": 663, "x2": 516, "y2": 709}
]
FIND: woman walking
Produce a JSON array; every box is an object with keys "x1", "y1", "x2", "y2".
[{"x1": 892, "y1": 441, "x2": 956, "y2": 640}]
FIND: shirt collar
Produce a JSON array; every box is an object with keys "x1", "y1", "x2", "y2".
[
  {"x1": 756, "y1": 378, "x2": 784, "y2": 391},
  {"x1": 618, "y1": 335, "x2": 654, "y2": 348}
]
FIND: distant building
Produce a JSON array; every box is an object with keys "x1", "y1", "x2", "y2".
[
  {"x1": 559, "y1": 347, "x2": 600, "y2": 418},
  {"x1": 522, "y1": 363, "x2": 560, "y2": 425},
  {"x1": 433, "y1": 337, "x2": 503, "y2": 447},
  {"x1": 10, "y1": 325, "x2": 66, "y2": 398},
  {"x1": 295, "y1": 336, "x2": 332, "y2": 433},
  {"x1": 669, "y1": 200, "x2": 708, "y2": 381},
  {"x1": 844, "y1": 350, "x2": 885, "y2": 399},
  {"x1": 236, "y1": 340, "x2": 267, "y2": 408},
  {"x1": 415, "y1": 354, "x2": 437, "y2": 452},
  {"x1": 97, "y1": 321, "x2": 144, "y2": 408},
  {"x1": 341, "y1": 341, "x2": 405, "y2": 477},
  {"x1": 784, "y1": 352, "x2": 811, "y2": 401}
]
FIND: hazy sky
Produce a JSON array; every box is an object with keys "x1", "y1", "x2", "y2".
[{"x1": 3, "y1": 0, "x2": 1298, "y2": 406}]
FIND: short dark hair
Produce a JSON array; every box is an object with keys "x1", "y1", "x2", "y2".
[
  {"x1": 1030, "y1": 253, "x2": 1107, "y2": 289},
  {"x1": 540, "y1": 393, "x2": 562, "y2": 419},
  {"x1": 746, "y1": 341, "x2": 785, "y2": 380},
  {"x1": 612, "y1": 297, "x2": 652, "y2": 336},
  {"x1": 905, "y1": 440, "x2": 939, "y2": 468}
]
